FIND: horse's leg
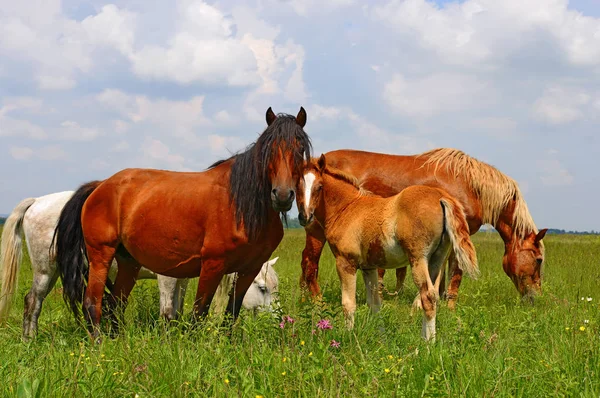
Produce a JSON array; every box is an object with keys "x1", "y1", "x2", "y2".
[
  {"x1": 23, "y1": 271, "x2": 58, "y2": 340},
  {"x1": 395, "y1": 267, "x2": 407, "y2": 293},
  {"x1": 335, "y1": 256, "x2": 357, "y2": 329},
  {"x1": 301, "y1": 222, "x2": 326, "y2": 297},
  {"x1": 176, "y1": 278, "x2": 189, "y2": 317},
  {"x1": 192, "y1": 260, "x2": 226, "y2": 321},
  {"x1": 223, "y1": 266, "x2": 263, "y2": 324},
  {"x1": 438, "y1": 262, "x2": 447, "y2": 299},
  {"x1": 446, "y1": 251, "x2": 462, "y2": 311},
  {"x1": 105, "y1": 253, "x2": 142, "y2": 335},
  {"x1": 83, "y1": 245, "x2": 117, "y2": 343},
  {"x1": 377, "y1": 268, "x2": 386, "y2": 299},
  {"x1": 362, "y1": 268, "x2": 382, "y2": 315},
  {"x1": 411, "y1": 258, "x2": 438, "y2": 341},
  {"x1": 157, "y1": 275, "x2": 181, "y2": 321}
]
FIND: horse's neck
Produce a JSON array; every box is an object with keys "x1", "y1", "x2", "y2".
[
  {"x1": 494, "y1": 203, "x2": 520, "y2": 248},
  {"x1": 319, "y1": 174, "x2": 362, "y2": 229}
]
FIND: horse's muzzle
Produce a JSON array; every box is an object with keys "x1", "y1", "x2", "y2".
[{"x1": 272, "y1": 188, "x2": 295, "y2": 212}]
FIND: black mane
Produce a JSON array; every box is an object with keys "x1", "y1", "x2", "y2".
[{"x1": 208, "y1": 114, "x2": 312, "y2": 240}]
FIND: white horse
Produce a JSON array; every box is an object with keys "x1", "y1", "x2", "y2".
[
  {"x1": 212, "y1": 257, "x2": 279, "y2": 317},
  {"x1": 0, "y1": 192, "x2": 280, "y2": 339}
]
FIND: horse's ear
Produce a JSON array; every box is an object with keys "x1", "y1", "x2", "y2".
[
  {"x1": 265, "y1": 257, "x2": 279, "y2": 267},
  {"x1": 296, "y1": 106, "x2": 307, "y2": 128},
  {"x1": 317, "y1": 154, "x2": 326, "y2": 171},
  {"x1": 534, "y1": 228, "x2": 548, "y2": 244},
  {"x1": 266, "y1": 107, "x2": 277, "y2": 126}
]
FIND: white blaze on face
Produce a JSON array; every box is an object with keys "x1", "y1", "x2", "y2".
[{"x1": 303, "y1": 172, "x2": 316, "y2": 215}]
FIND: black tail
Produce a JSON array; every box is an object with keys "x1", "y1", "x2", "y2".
[{"x1": 52, "y1": 181, "x2": 102, "y2": 318}]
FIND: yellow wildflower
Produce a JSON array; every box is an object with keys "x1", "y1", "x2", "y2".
[
  {"x1": 384, "y1": 368, "x2": 390, "y2": 373},
  {"x1": 580, "y1": 326, "x2": 586, "y2": 331},
  {"x1": 282, "y1": 371, "x2": 286, "y2": 376},
  {"x1": 282, "y1": 357, "x2": 287, "y2": 362},
  {"x1": 300, "y1": 340, "x2": 305, "y2": 346},
  {"x1": 70, "y1": 352, "x2": 74, "y2": 356},
  {"x1": 388, "y1": 355, "x2": 394, "y2": 359},
  {"x1": 224, "y1": 379, "x2": 230, "y2": 384},
  {"x1": 308, "y1": 352, "x2": 313, "y2": 357}
]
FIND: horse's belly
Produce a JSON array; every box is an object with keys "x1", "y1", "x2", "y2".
[{"x1": 366, "y1": 238, "x2": 409, "y2": 269}]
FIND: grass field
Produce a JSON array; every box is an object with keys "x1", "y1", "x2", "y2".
[{"x1": 0, "y1": 228, "x2": 599, "y2": 397}]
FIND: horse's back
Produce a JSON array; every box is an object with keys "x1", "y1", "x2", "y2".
[{"x1": 394, "y1": 186, "x2": 446, "y2": 244}]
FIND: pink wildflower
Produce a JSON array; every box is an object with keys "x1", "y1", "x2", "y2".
[
  {"x1": 279, "y1": 321, "x2": 285, "y2": 329},
  {"x1": 316, "y1": 319, "x2": 333, "y2": 330},
  {"x1": 330, "y1": 340, "x2": 340, "y2": 348},
  {"x1": 285, "y1": 316, "x2": 296, "y2": 324}
]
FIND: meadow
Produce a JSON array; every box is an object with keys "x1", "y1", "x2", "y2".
[{"x1": 0, "y1": 228, "x2": 598, "y2": 397}]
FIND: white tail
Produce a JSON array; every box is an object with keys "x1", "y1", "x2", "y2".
[
  {"x1": 0, "y1": 198, "x2": 36, "y2": 322},
  {"x1": 440, "y1": 197, "x2": 480, "y2": 279}
]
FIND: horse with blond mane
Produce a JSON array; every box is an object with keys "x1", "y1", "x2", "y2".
[
  {"x1": 52, "y1": 107, "x2": 311, "y2": 342},
  {"x1": 297, "y1": 155, "x2": 479, "y2": 340},
  {"x1": 299, "y1": 149, "x2": 547, "y2": 307}
]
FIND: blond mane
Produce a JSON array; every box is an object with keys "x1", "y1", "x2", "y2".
[{"x1": 419, "y1": 148, "x2": 538, "y2": 239}]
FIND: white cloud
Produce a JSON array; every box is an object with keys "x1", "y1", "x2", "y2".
[
  {"x1": 538, "y1": 151, "x2": 574, "y2": 186},
  {"x1": 383, "y1": 73, "x2": 489, "y2": 117},
  {"x1": 58, "y1": 120, "x2": 101, "y2": 142},
  {"x1": 533, "y1": 85, "x2": 591, "y2": 124},
  {"x1": 112, "y1": 141, "x2": 130, "y2": 152},
  {"x1": 97, "y1": 89, "x2": 209, "y2": 145},
  {"x1": 0, "y1": 2, "x2": 135, "y2": 90},
  {"x1": 129, "y1": 1, "x2": 259, "y2": 86},
  {"x1": 9, "y1": 146, "x2": 33, "y2": 160},
  {"x1": 141, "y1": 138, "x2": 190, "y2": 171},
  {"x1": 10, "y1": 145, "x2": 66, "y2": 161},
  {"x1": 374, "y1": 0, "x2": 600, "y2": 67},
  {"x1": 81, "y1": 4, "x2": 136, "y2": 56},
  {"x1": 308, "y1": 104, "x2": 433, "y2": 154},
  {"x1": 283, "y1": 0, "x2": 356, "y2": 16}
]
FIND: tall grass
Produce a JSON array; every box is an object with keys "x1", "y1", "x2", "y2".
[{"x1": 0, "y1": 229, "x2": 598, "y2": 397}]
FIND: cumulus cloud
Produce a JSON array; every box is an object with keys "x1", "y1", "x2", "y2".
[
  {"x1": 533, "y1": 85, "x2": 591, "y2": 124},
  {"x1": 373, "y1": 0, "x2": 600, "y2": 67},
  {"x1": 538, "y1": 150, "x2": 574, "y2": 186},
  {"x1": 383, "y1": 73, "x2": 489, "y2": 117}
]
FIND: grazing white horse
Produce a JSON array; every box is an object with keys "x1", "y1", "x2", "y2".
[
  {"x1": 212, "y1": 257, "x2": 279, "y2": 316},
  {"x1": 0, "y1": 192, "x2": 279, "y2": 339}
]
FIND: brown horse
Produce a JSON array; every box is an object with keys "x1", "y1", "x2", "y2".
[
  {"x1": 299, "y1": 149, "x2": 547, "y2": 307},
  {"x1": 297, "y1": 155, "x2": 479, "y2": 340},
  {"x1": 53, "y1": 107, "x2": 311, "y2": 342}
]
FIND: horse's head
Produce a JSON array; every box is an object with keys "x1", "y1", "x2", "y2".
[
  {"x1": 263, "y1": 107, "x2": 311, "y2": 212},
  {"x1": 297, "y1": 155, "x2": 326, "y2": 227},
  {"x1": 246, "y1": 257, "x2": 279, "y2": 311},
  {"x1": 502, "y1": 228, "x2": 547, "y2": 303}
]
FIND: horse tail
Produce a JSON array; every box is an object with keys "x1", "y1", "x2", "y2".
[
  {"x1": 52, "y1": 181, "x2": 102, "y2": 318},
  {"x1": 440, "y1": 196, "x2": 480, "y2": 279},
  {"x1": 0, "y1": 197, "x2": 37, "y2": 322}
]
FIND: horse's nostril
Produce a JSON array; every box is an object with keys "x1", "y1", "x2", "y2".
[
  {"x1": 289, "y1": 190, "x2": 295, "y2": 200},
  {"x1": 272, "y1": 189, "x2": 277, "y2": 195}
]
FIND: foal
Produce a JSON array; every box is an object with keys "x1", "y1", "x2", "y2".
[{"x1": 297, "y1": 155, "x2": 479, "y2": 340}]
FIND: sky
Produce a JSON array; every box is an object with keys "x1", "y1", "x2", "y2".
[{"x1": 0, "y1": 0, "x2": 599, "y2": 231}]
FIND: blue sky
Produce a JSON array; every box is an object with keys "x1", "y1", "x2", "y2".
[{"x1": 0, "y1": 0, "x2": 599, "y2": 231}]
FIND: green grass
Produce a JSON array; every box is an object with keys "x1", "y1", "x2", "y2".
[{"x1": 0, "y1": 229, "x2": 599, "y2": 397}]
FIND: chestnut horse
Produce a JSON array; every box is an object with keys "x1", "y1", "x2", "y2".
[
  {"x1": 53, "y1": 107, "x2": 311, "y2": 341},
  {"x1": 300, "y1": 149, "x2": 547, "y2": 307},
  {"x1": 297, "y1": 155, "x2": 479, "y2": 340}
]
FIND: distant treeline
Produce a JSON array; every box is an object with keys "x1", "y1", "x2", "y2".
[{"x1": 0, "y1": 217, "x2": 5, "y2": 226}]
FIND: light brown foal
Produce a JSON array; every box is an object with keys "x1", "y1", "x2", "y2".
[{"x1": 297, "y1": 155, "x2": 479, "y2": 340}]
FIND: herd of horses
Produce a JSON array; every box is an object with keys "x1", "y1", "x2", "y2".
[{"x1": 0, "y1": 107, "x2": 547, "y2": 343}]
